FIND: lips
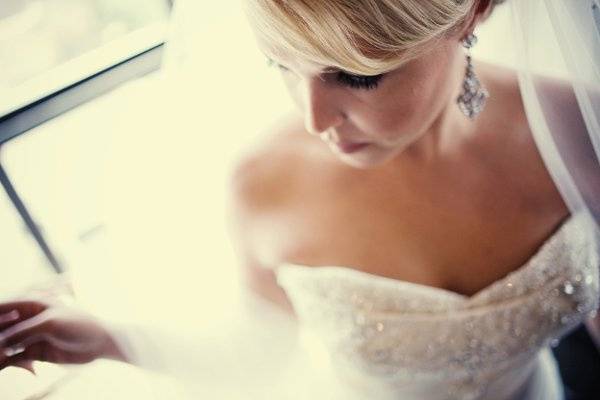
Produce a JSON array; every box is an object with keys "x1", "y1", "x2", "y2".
[
  {"x1": 333, "y1": 141, "x2": 370, "y2": 154},
  {"x1": 320, "y1": 130, "x2": 370, "y2": 154}
]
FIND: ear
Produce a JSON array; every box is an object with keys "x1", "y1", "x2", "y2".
[{"x1": 460, "y1": 0, "x2": 495, "y2": 38}]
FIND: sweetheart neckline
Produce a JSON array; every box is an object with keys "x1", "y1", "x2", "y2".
[{"x1": 278, "y1": 214, "x2": 578, "y2": 301}]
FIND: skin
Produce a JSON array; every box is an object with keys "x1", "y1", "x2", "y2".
[
  {"x1": 0, "y1": 0, "x2": 596, "y2": 373},
  {"x1": 266, "y1": 36, "x2": 468, "y2": 169},
  {"x1": 0, "y1": 300, "x2": 126, "y2": 369},
  {"x1": 229, "y1": 8, "x2": 570, "y2": 307},
  {"x1": 229, "y1": 61, "x2": 570, "y2": 306},
  {"x1": 0, "y1": 293, "x2": 127, "y2": 373}
]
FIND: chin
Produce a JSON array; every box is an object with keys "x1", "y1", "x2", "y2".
[
  {"x1": 327, "y1": 140, "x2": 407, "y2": 169},
  {"x1": 336, "y1": 148, "x2": 396, "y2": 169}
]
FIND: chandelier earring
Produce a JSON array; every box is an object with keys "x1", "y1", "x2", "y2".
[{"x1": 456, "y1": 33, "x2": 489, "y2": 120}]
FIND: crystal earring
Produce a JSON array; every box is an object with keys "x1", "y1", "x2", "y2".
[{"x1": 456, "y1": 33, "x2": 489, "y2": 120}]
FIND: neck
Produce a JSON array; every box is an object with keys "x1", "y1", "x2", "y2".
[
  {"x1": 395, "y1": 58, "x2": 479, "y2": 167},
  {"x1": 413, "y1": 99, "x2": 476, "y2": 161}
]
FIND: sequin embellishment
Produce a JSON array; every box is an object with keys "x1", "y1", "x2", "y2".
[{"x1": 277, "y1": 215, "x2": 599, "y2": 399}]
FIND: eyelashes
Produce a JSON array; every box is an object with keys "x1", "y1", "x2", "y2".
[
  {"x1": 266, "y1": 58, "x2": 383, "y2": 91},
  {"x1": 335, "y1": 72, "x2": 383, "y2": 90}
]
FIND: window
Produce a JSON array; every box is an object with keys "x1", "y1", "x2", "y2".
[
  {"x1": 0, "y1": 0, "x2": 171, "y2": 290},
  {"x1": 1, "y1": 0, "x2": 170, "y2": 138}
]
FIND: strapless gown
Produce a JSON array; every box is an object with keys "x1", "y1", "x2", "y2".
[{"x1": 276, "y1": 213, "x2": 599, "y2": 400}]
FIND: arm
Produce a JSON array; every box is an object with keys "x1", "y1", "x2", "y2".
[
  {"x1": 0, "y1": 296, "x2": 298, "y2": 398},
  {"x1": 225, "y1": 144, "x2": 296, "y2": 314}
]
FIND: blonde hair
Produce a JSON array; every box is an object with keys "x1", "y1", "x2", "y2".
[{"x1": 244, "y1": 0, "x2": 496, "y2": 75}]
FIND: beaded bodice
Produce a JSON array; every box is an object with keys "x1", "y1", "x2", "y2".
[{"x1": 276, "y1": 214, "x2": 599, "y2": 399}]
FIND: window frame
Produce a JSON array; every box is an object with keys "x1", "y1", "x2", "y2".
[
  {"x1": 0, "y1": 22, "x2": 167, "y2": 144},
  {"x1": 0, "y1": 14, "x2": 170, "y2": 274}
]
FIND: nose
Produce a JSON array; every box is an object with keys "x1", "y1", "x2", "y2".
[{"x1": 301, "y1": 78, "x2": 345, "y2": 136}]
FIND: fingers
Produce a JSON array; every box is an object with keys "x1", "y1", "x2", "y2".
[
  {"x1": 4, "y1": 343, "x2": 27, "y2": 357},
  {"x1": 0, "y1": 310, "x2": 20, "y2": 330},
  {"x1": 14, "y1": 360, "x2": 36, "y2": 375},
  {"x1": 0, "y1": 342, "x2": 48, "y2": 372},
  {"x1": 0, "y1": 311, "x2": 50, "y2": 349},
  {"x1": 0, "y1": 300, "x2": 47, "y2": 321},
  {"x1": 0, "y1": 334, "x2": 49, "y2": 367},
  {"x1": 0, "y1": 310, "x2": 19, "y2": 323}
]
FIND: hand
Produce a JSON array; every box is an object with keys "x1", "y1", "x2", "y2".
[{"x1": 0, "y1": 299, "x2": 127, "y2": 373}]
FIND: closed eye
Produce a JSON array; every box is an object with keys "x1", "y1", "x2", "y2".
[{"x1": 335, "y1": 71, "x2": 383, "y2": 90}]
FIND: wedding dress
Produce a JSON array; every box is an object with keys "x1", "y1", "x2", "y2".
[
  {"x1": 276, "y1": 213, "x2": 599, "y2": 400},
  {"x1": 109, "y1": 215, "x2": 599, "y2": 400}
]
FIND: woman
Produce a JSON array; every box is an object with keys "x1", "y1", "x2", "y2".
[{"x1": 1, "y1": 0, "x2": 599, "y2": 399}]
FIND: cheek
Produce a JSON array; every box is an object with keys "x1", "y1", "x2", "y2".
[
  {"x1": 360, "y1": 62, "x2": 456, "y2": 139},
  {"x1": 354, "y1": 82, "x2": 431, "y2": 139}
]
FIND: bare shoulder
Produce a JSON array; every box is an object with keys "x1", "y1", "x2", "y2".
[
  {"x1": 227, "y1": 111, "x2": 329, "y2": 216},
  {"x1": 478, "y1": 62, "x2": 567, "y2": 213},
  {"x1": 226, "y1": 112, "x2": 334, "y2": 311},
  {"x1": 479, "y1": 61, "x2": 530, "y2": 134}
]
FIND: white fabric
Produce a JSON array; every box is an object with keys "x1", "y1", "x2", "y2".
[
  {"x1": 106, "y1": 213, "x2": 598, "y2": 399},
  {"x1": 107, "y1": 291, "x2": 300, "y2": 399},
  {"x1": 512, "y1": 0, "x2": 600, "y2": 230},
  {"x1": 276, "y1": 213, "x2": 599, "y2": 400}
]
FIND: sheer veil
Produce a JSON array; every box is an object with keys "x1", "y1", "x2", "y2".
[{"x1": 511, "y1": 0, "x2": 600, "y2": 232}]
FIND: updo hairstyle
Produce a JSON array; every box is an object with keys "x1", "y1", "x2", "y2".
[{"x1": 244, "y1": 0, "x2": 505, "y2": 75}]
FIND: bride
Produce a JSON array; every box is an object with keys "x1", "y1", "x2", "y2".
[{"x1": 0, "y1": 0, "x2": 599, "y2": 399}]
